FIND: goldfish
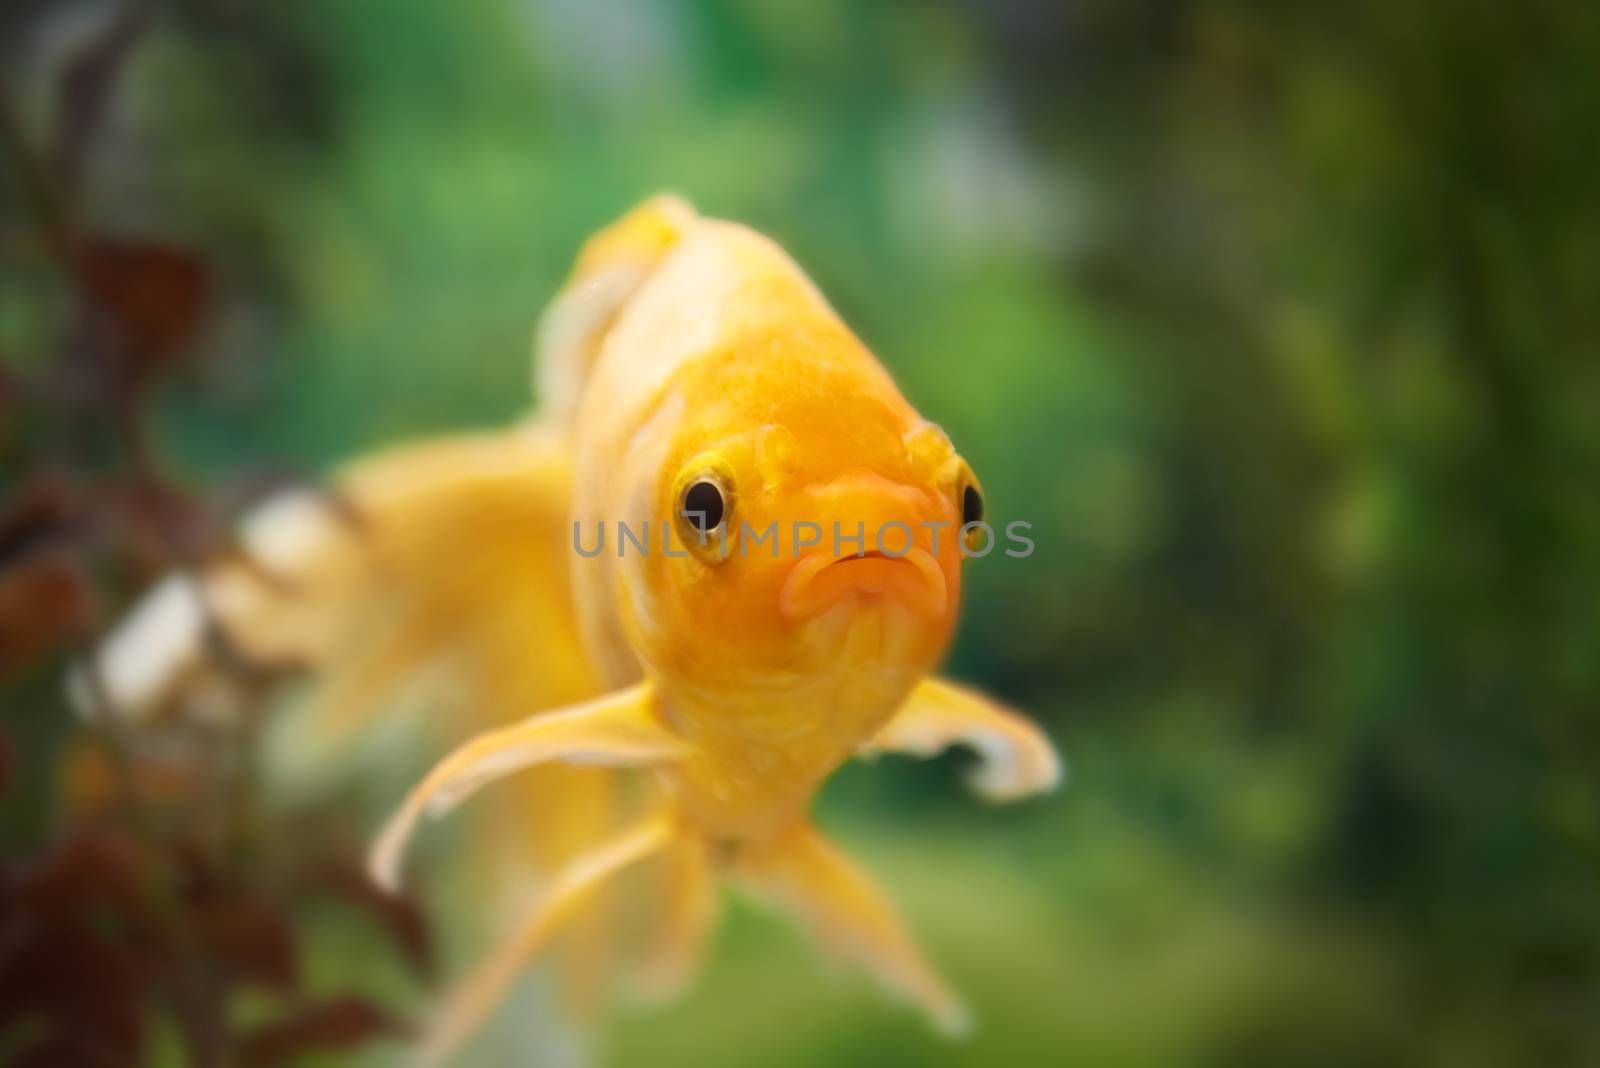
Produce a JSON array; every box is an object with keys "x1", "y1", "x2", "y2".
[{"x1": 80, "y1": 196, "x2": 1061, "y2": 1065}]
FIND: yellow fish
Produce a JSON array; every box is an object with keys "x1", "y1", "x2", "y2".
[{"x1": 83, "y1": 196, "x2": 1060, "y2": 1064}]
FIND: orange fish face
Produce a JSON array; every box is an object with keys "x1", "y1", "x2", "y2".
[{"x1": 624, "y1": 325, "x2": 981, "y2": 721}]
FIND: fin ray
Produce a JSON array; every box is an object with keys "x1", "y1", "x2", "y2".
[
  {"x1": 368, "y1": 682, "x2": 681, "y2": 891},
  {"x1": 415, "y1": 814, "x2": 678, "y2": 1067},
  {"x1": 735, "y1": 824, "x2": 969, "y2": 1036}
]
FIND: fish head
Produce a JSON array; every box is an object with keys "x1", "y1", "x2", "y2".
[{"x1": 626, "y1": 328, "x2": 984, "y2": 722}]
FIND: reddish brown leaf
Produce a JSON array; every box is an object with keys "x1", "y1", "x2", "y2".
[
  {"x1": 0, "y1": 552, "x2": 96, "y2": 678},
  {"x1": 0, "y1": 477, "x2": 95, "y2": 675},
  {"x1": 73, "y1": 238, "x2": 212, "y2": 373},
  {"x1": 5, "y1": 828, "x2": 150, "y2": 926},
  {"x1": 188, "y1": 892, "x2": 301, "y2": 993},
  {"x1": 0, "y1": 475, "x2": 89, "y2": 567},
  {"x1": 0, "y1": 916, "x2": 148, "y2": 1058},
  {"x1": 0, "y1": 831, "x2": 159, "y2": 1062},
  {"x1": 239, "y1": 994, "x2": 403, "y2": 1068}
]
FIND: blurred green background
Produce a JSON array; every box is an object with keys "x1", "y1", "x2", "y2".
[{"x1": 3, "y1": 1, "x2": 1599, "y2": 1065}]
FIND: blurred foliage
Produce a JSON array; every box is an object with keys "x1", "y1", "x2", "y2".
[{"x1": 3, "y1": 1, "x2": 1598, "y2": 1066}]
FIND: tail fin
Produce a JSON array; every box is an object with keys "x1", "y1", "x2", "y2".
[
  {"x1": 74, "y1": 422, "x2": 624, "y2": 1011},
  {"x1": 76, "y1": 423, "x2": 599, "y2": 738}
]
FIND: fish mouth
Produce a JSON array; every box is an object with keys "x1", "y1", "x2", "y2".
[{"x1": 779, "y1": 547, "x2": 948, "y2": 623}]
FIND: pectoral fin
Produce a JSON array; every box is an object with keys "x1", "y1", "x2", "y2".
[
  {"x1": 734, "y1": 824, "x2": 969, "y2": 1036},
  {"x1": 631, "y1": 833, "x2": 718, "y2": 1000},
  {"x1": 861, "y1": 677, "x2": 1062, "y2": 802},
  {"x1": 369, "y1": 682, "x2": 683, "y2": 890},
  {"x1": 413, "y1": 814, "x2": 678, "y2": 1067}
]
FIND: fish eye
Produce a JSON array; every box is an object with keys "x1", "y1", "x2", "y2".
[
  {"x1": 957, "y1": 466, "x2": 986, "y2": 552},
  {"x1": 962, "y1": 483, "x2": 983, "y2": 526},
  {"x1": 671, "y1": 454, "x2": 737, "y2": 562},
  {"x1": 681, "y1": 480, "x2": 726, "y2": 537}
]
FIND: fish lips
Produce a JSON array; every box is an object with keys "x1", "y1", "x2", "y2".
[{"x1": 778, "y1": 547, "x2": 948, "y2": 623}]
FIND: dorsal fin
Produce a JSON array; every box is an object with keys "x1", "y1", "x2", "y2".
[{"x1": 534, "y1": 194, "x2": 696, "y2": 425}]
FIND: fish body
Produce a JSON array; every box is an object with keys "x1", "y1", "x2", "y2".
[
  {"x1": 562, "y1": 201, "x2": 963, "y2": 841},
  {"x1": 83, "y1": 196, "x2": 1061, "y2": 1064}
]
